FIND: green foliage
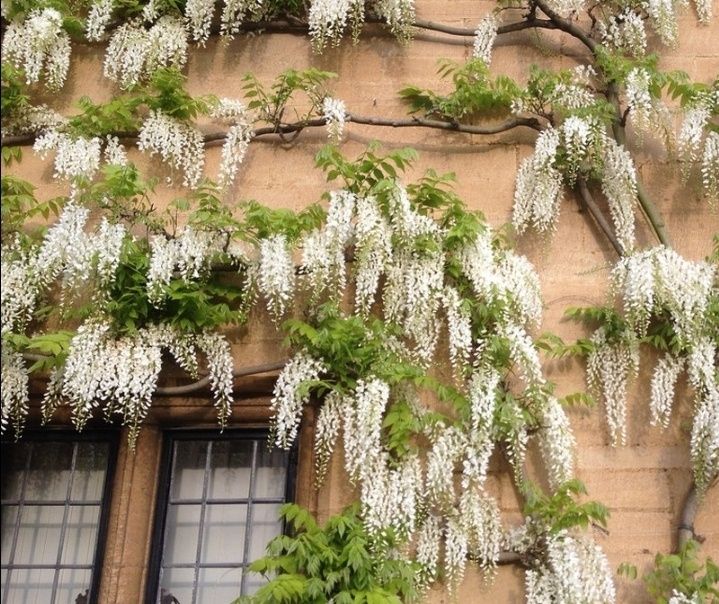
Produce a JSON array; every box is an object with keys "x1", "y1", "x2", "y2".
[
  {"x1": 143, "y1": 68, "x2": 217, "y2": 119},
  {"x1": 399, "y1": 59, "x2": 520, "y2": 120},
  {"x1": 243, "y1": 68, "x2": 336, "y2": 124},
  {"x1": 1, "y1": 174, "x2": 64, "y2": 239},
  {"x1": 1, "y1": 63, "x2": 30, "y2": 116},
  {"x1": 523, "y1": 479, "x2": 609, "y2": 534},
  {"x1": 315, "y1": 143, "x2": 418, "y2": 197},
  {"x1": 241, "y1": 200, "x2": 325, "y2": 242},
  {"x1": 643, "y1": 540, "x2": 719, "y2": 604},
  {"x1": 3, "y1": 330, "x2": 74, "y2": 371},
  {"x1": 68, "y1": 95, "x2": 143, "y2": 137},
  {"x1": 237, "y1": 504, "x2": 418, "y2": 604}
]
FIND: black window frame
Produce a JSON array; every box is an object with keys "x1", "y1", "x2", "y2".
[
  {"x1": 146, "y1": 428, "x2": 298, "y2": 604},
  {"x1": 0, "y1": 429, "x2": 119, "y2": 604}
]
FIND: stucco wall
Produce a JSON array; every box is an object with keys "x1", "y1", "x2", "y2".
[{"x1": 9, "y1": 2, "x2": 719, "y2": 602}]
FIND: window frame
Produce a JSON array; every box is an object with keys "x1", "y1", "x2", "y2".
[
  {"x1": 145, "y1": 428, "x2": 298, "y2": 604},
  {"x1": 0, "y1": 429, "x2": 119, "y2": 604}
]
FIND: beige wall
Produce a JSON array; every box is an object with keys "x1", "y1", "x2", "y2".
[{"x1": 12, "y1": 3, "x2": 719, "y2": 602}]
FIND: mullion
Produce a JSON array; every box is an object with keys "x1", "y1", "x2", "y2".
[
  {"x1": 1, "y1": 565, "x2": 93, "y2": 570},
  {"x1": 2, "y1": 442, "x2": 33, "y2": 604},
  {"x1": 239, "y1": 440, "x2": 258, "y2": 596},
  {"x1": 50, "y1": 441, "x2": 79, "y2": 603},
  {"x1": 191, "y1": 440, "x2": 213, "y2": 604},
  {"x1": 168, "y1": 498, "x2": 284, "y2": 505},
  {"x1": 1, "y1": 500, "x2": 102, "y2": 507}
]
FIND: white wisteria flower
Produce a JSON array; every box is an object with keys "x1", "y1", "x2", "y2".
[
  {"x1": 538, "y1": 397, "x2": 576, "y2": 490},
  {"x1": 34, "y1": 131, "x2": 103, "y2": 181},
  {"x1": 472, "y1": 13, "x2": 498, "y2": 64},
  {"x1": 599, "y1": 9, "x2": 647, "y2": 57},
  {"x1": 308, "y1": 0, "x2": 363, "y2": 50},
  {"x1": 138, "y1": 111, "x2": 205, "y2": 188},
  {"x1": 257, "y1": 234, "x2": 296, "y2": 321},
  {"x1": 375, "y1": 0, "x2": 415, "y2": 41},
  {"x1": 2, "y1": 8, "x2": 71, "y2": 89},
  {"x1": 649, "y1": 354, "x2": 685, "y2": 429},
  {"x1": 196, "y1": 331, "x2": 234, "y2": 426},
  {"x1": 1, "y1": 348, "x2": 30, "y2": 435},
  {"x1": 601, "y1": 137, "x2": 638, "y2": 253},
  {"x1": 185, "y1": 0, "x2": 215, "y2": 45},
  {"x1": 270, "y1": 352, "x2": 326, "y2": 449},
  {"x1": 701, "y1": 131, "x2": 719, "y2": 201},
  {"x1": 322, "y1": 97, "x2": 348, "y2": 142},
  {"x1": 513, "y1": 128, "x2": 564, "y2": 234},
  {"x1": 86, "y1": 0, "x2": 114, "y2": 41},
  {"x1": 221, "y1": 0, "x2": 264, "y2": 37},
  {"x1": 353, "y1": 195, "x2": 392, "y2": 315},
  {"x1": 625, "y1": 67, "x2": 654, "y2": 132},
  {"x1": 644, "y1": 0, "x2": 679, "y2": 45}
]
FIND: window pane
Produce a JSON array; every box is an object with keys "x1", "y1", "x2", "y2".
[
  {"x1": 24, "y1": 442, "x2": 74, "y2": 500},
  {"x1": 196, "y1": 567, "x2": 242, "y2": 604},
  {"x1": 171, "y1": 441, "x2": 208, "y2": 500},
  {"x1": 158, "y1": 567, "x2": 195, "y2": 604},
  {"x1": 2, "y1": 568, "x2": 55, "y2": 604},
  {"x1": 0, "y1": 442, "x2": 30, "y2": 501},
  {"x1": 248, "y1": 504, "x2": 283, "y2": 563},
  {"x1": 164, "y1": 504, "x2": 201, "y2": 565},
  {"x1": 14, "y1": 505, "x2": 64, "y2": 565},
  {"x1": 61, "y1": 505, "x2": 101, "y2": 565},
  {"x1": 208, "y1": 440, "x2": 253, "y2": 500},
  {"x1": 56, "y1": 568, "x2": 92, "y2": 604},
  {"x1": 201, "y1": 504, "x2": 247, "y2": 564},
  {"x1": 71, "y1": 442, "x2": 109, "y2": 501},
  {"x1": 253, "y1": 445, "x2": 287, "y2": 499},
  {"x1": 1, "y1": 505, "x2": 18, "y2": 564}
]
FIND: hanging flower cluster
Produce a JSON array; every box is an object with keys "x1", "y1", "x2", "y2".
[
  {"x1": 599, "y1": 8, "x2": 647, "y2": 57},
  {"x1": 472, "y1": 13, "x2": 498, "y2": 64},
  {"x1": 585, "y1": 246, "x2": 718, "y2": 491}
]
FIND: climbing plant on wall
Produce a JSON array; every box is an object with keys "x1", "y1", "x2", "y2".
[{"x1": 1, "y1": 0, "x2": 717, "y2": 602}]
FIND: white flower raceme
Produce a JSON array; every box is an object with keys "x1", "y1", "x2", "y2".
[
  {"x1": 103, "y1": 136, "x2": 128, "y2": 166},
  {"x1": 212, "y1": 98, "x2": 254, "y2": 187},
  {"x1": 625, "y1": 67, "x2": 654, "y2": 132},
  {"x1": 1, "y1": 103, "x2": 65, "y2": 137},
  {"x1": 599, "y1": 9, "x2": 647, "y2": 57},
  {"x1": 300, "y1": 190, "x2": 355, "y2": 299},
  {"x1": 1, "y1": 246, "x2": 39, "y2": 335},
  {"x1": 1, "y1": 348, "x2": 29, "y2": 435},
  {"x1": 701, "y1": 131, "x2": 719, "y2": 201},
  {"x1": 33, "y1": 131, "x2": 103, "y2": 181},
  {"x1": 375, "y1": 0, "x2": 415, "y2": 40},
  {"x1": 560, "y1": 116, "x2": 595, "y2": 183},
  {"x1": 542, "y1": 0, "x2": 585, "y2": 17},
  {"x1": 458, "y1": 489, "x2": 502, "y2": 568},
  {"x1": 538, "y1": 397, "x2": 576, "y2": 490},
  {"x1": 668, "y1": 591, "x2": 702, "y2": 604},
  {"x1": 472, "y1": 13, "x2": 498, "y2": 64},
  {"x1": 444, "y1": 516, "x2": 469, "y2": 588},
  {"x1": 678, "y1": 104, "x2": 711, "y2": 165},
  {"x1": 499, "y1": 252, "x2": 544, "y2": 327},
  {"x1": 221, "y1": 0, "x2": 264, "y2": 37},
  {"x1": 693, "y1": 0, "x2": 713, "y2": 22},
  {"x1": 185, "y1": 0, "x2": 215, "y2": 45},
  {"x1": 322, "y1": 97, "x2": 347, "y2": 141},
  {"x1": 644, "y1": 0, "x2": 679, "y2": 45},
  {"x1": 426, "y1": 426, "x2": 465, "y2": 504},
  {"x1": 353, "y1": 195, "x2": 392, "y2": 315},
  {"x1": 105, "y1": 17, "x2": 188, "y2": 88},
  {"x1": 147, "y1": 227, "x2": 227, "y2": 304},
  {"x1": 416, "y1": 515, "x2": 442, "y2": 586},
  {"x1": 361, "y1": 453, "x2": 421, "y2": 539},
  {"x1": 196, "y1": 332, "x2": 234, "y2": 426},
  {"x1": 442, "y1": 287, "x2": 473, "y2": 372},
  {"x1": 308, "y1": 0, "x2": 363, "y2": 50},
  {"x1": 343, "y1": 378, "x2": 390, "y2": 481},
  {"x1": 270, "y1": 352, "x2": 326, "y2": 449},
  {"x1": 587, "y1": 328, "x2": 640, "y2": 446},
  {"x1": 513, "y1": 128, "x2": 564, "y2": 234},
  {"x1": 86, "y1": 0, "x2": 114, "y2": 41},
  {"x1": 650, "y1": 353, "x2": 685, "y2": 429},
  {"x1": 601, "y1": 137, "x2": 638, "y2": 253},
  {"x1": 313, "y1": 391, "x2": 347, "y2": 483},
  {"x1": 2, "y1": 8, "x2": 71, "y2": 89},
  {"x1": 458, "y1": 230, "x2": 498, "y2": 300},
  {"x1": 525, "y1": 531, "x2": 616, "y2": 604},
  {"x1": 138, "y1": 111, "x2": 205, "y2": 188},
  {"x1": 690, "y1": 374, "x2": 719, "y2": 494},
  {"x1": 503, "y1": 323, "x2": 545, "y2": 386},
  {"x1": 257, "y1": 234, "x2": 295, "y2": 321}
]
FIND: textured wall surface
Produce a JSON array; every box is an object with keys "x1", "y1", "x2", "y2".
[{"x1": 11, "y1": 3, "x2": 719, "y2": 602}]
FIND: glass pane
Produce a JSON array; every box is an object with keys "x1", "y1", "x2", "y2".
[
  {"x1": 164, "y1": 504, "x2": 201, "y2": 565},
  {"x1": 196, "y1": 567, "x2": 242, "y2": 604},
  {"x1": 248, "y1": 504, "x2": 283, "y2": 563},
  {"x1": 1, "y1": 442, "x2": 30, "y2": 501},
  {"x1": 159, "y1": 567, "x2": 194, "y2": 604},
  {"x1": 24, "y1": 442, "x2": 74, "y2": 501},
  {"x1": 61, "y1": 505, "x2": 100, "y2": 565},
  {"x1": 2, "y1": 568, "x2": 55, "y2": 604},
  {"x1": 208, "y1": 440, "x2": 253, "y2": 500},
  {"x1": 244, "y1": 578, "x2": 267, "y2": 596},
  {"x1": 201, "y1": 504, "x2": 247, "y2": 564},
  {"x1": 14, "y1": 505, "x2": 64, "y2": 565},
  {"x1": 55, "y1": 568, "x2": 92, "y2": 604},
  {"x1": 171, "y1": 441, "x2": 208, "y2": 500},
  {"x1": 71, "y1": 442, "x2": 109, "y2": 501},
  {"x1": 1, "y1": 505, "x2": 18, "y2": 564},
  {"x1": 253, "y1": 445, "x2": 287, "y2": 499}
]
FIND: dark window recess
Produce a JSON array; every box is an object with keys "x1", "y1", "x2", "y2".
[
  {"x1": 148, "y1": 431, "x2": 295, "y2": 604},
  {"x1": 1, "y1": 432, "x2": 117, "y2": 604}
]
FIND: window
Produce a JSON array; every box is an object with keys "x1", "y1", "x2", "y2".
[
  {"x1": 0, "y1": 432, "x2": 117, "y2": 604},
  {"x1": 147, "y1": 430, "x2": 295, "y2": 604}
]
